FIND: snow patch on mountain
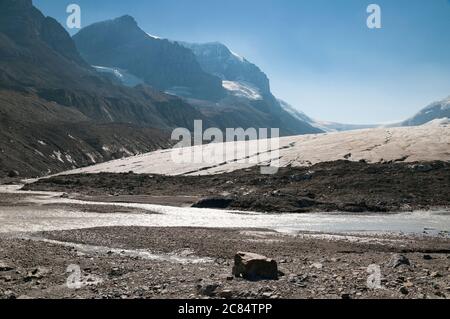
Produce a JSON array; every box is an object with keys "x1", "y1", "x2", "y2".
[
  {"x1": 442, "y1": 97, "x2": 450, "y2": 110},
  {"x1": 222, "y1": 81, "x2": 262, "y2": 100},
  {"x1": 424, "y1": 117, "x2": 450, "y2": 126},
  {"x1": 93, "y1": 65, "x2": 144, "y2": 87},
  {"x1": 401, "y1": 96, "x2": 450, "y2": 127},
  {"x1": 165, "y1": 86, "x2": 194, "y2": 98},
  {"x1": 146, "y1": 33, "x2": 162, "y2": 39}
]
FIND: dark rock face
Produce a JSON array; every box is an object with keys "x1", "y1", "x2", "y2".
[
  {"x1": 0, "y1": 0, "x2": 208, "y2": 127},
  {"x1": 192, "y1": 197, "x2": 234, "y2": 209},
  {"x1": 7, "y1": 170, "x2": 19, "y2": 178},
  {"x1": 387, "y1": 254, "x2": 411, "y2": 268},
  {"x1": 0, "y1": 0, "x2": 85, "y2": 67},
  {"x1": 40, "y1": 16, "x2": 87, "y2": 65},
  {"x1": 232, "y1": 252, "x2": 279, "y2": 281},
  {"x1": 73, "y1": 16, "x2": 225, "y2": 101}
]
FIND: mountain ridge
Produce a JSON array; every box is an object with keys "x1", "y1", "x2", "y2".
[
  {"x1": 73, "y1": 16, "x2": 323, "y2": 136},
  {"x1": 73, "y1": 15, "x2": 225, "y2": 101},
  {"x1": 401, "y1": 96, "x2": 450, "y2": 127},
  {"x1": 0, "y1": 0, "x2": 216, "y2": 176}
]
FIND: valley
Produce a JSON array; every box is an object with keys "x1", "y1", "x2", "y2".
[
  {"x1": 1, "y1": 123, "x2": 447, "y2": 300},
  {"x1": 0, "y1": 0, "x2": 449, "y2": 301}
]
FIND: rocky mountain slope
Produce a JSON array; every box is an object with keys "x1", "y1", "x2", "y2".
[
  {"x1": 0, "y1": 89, "x2": 170, "y2": 177},
  {"x1": 0, "y1": 0, "x2": 212, "y2": 177},
  {"x1": 73, "y1": 16, "x2": 225, "y2": 101}
]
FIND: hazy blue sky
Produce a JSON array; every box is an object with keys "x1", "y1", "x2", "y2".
[{"x1": 34, "y1": 0, "x2": 450, "y2": 124}]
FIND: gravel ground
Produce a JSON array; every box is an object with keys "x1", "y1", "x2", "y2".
[{"x1": 0, "y1": 227, "x2": 448, "y2": 299}]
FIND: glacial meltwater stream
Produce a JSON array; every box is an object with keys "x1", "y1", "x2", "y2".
[{"x1": 0, "y1": 185, "x2": 449, "y2": 236}]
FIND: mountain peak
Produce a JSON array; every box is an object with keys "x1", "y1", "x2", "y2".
[
  {"x1": 74, "y1": 17, "x2": 226, "y2": 101},
  {"x1": 0, "y1": 0, "x2": 33, "y2": 10},
  {"x1": 113, "y1": 15, "x2": 138, "y2": 27}
]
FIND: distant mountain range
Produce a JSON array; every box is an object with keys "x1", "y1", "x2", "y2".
[
  {"x1": 278, "y1": 100, "x2": 378, "y2": 132},
  {"x1": 73, "y1": 15, "x2": 322, "y2": 136},
  {"x1": 400, "y1": 97, "x2": 450, "y2": 127},
  {"x1": 0, "y1": 2, "x2": 319, "y2": 177}
]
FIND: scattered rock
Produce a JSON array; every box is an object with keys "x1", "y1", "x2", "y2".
[
  {"x1": 3, "y1": 290, "x2": 16, "y2": 299},
  {"x1": 261, "y1": 292, "x2": 273, "y2": 299},
  {"x1": 0, "y1": 261, "x2": 14, "y2": 272},
  {"x1": 109, "y1": 267, "x2": 124, "y2": 277},
  {"x1": 288, "y1": 274, "x2": 308, "y2": 287},
  {"x1": 387, "y1": 254, "x2": 411, "y2": 268},
  {"x1": 311, "y1": 262, "x2": 323, "y2": 270},
  {"x1": 290, "y1": 171, "x2": 314, "y2": 182},
  {"x1": 197, "y1": 282, "x2": 220, "y2": 297},
  {"x1": 232, "y1": 252, "x2": 278, "y2": 281},
  {"x1": 430, "y1": 272, "x2": 442, "y2": 278},
  {"x1": 404, "y1": 282, "x2": 414, "y2": 288},
  {"x1": 218, "y1": 290, "x2": 233, "y2": 299},
  {"x1": 192, "y1": 197, "x2": 234, "y2": 209},
  {"x1": 7, "y1": 170, "x2": 19, "y2": 178},
  {"x1": 25, "y1": 267, "x2": 50, "y2": 282},
  {"x1": 399, "y1": 286, "x2": 409, "y2": 295},
  {"x1": 410, "y1": 164, "x2": 433, "y2": 173}
]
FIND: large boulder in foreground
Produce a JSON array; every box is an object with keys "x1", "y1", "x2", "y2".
[{"x1": 232, "y1": 252, "x2": 278, "y2": 280}]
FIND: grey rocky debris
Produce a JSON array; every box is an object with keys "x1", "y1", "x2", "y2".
[
  {"x1": 399, "y1": 286, "x2": 409, "y2": 295},
  {"x1": 25, "y1": 267, "x2": 50, "y2": 282},
  {"x1": 232, "y1": 252, "x2": 279, "y2": 281},
  {"x1": 218, "y1": 290, "x2": 234, "y2": 299},
  {"x1": 7, "y1": 170, "x2": 19, "y2": 178},
  {"x1": 387, "y1": 254, "x2": 411, "y2": 268},
  {"x1": 197, "y1": 282, "x2": 221, "y2": 297},
  {"x1": 0, "y1": 261, "x2": 14, "y2": 272}
]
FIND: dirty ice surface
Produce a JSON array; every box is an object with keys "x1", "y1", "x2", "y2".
[{"x1": 52, "y1": 122, "x2": 450, "y2": 177}]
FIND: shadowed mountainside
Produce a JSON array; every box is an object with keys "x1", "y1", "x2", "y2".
[{"x1": 0, "y1": 0, "x2": 212, "y2": 177}]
